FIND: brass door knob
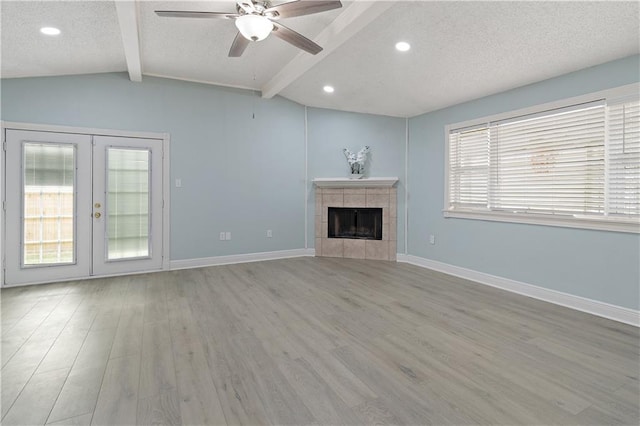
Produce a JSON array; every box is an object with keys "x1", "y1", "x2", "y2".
[
  {"x1": 94, "y1": 212, "x2": 101, "y2": 218},
  {"x1": 94, "y1": 203, "x2": 101, "y2": 208}
]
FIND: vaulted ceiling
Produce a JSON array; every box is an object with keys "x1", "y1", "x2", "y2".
[{"x1": 2, "y1": 1, "x2": 639, "y2": 117}]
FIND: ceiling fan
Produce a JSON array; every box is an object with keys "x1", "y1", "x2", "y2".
[{"x1": 155, "y1": 0, "x2": 343, "y2": 57}]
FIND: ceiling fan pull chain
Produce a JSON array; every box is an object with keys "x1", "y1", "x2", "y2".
[{"x1": 252, "y1": 69, "x2": 257, "y2": 119}]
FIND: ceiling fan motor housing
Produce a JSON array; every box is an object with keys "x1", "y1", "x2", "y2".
[{"x1": 237, "y1": 1, "x2": 273, "y2": 16}]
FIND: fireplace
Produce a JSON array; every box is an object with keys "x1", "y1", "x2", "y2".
[
  {"x1": 313, "y1": 178, "x2": 398, "y2": 261},
  {"x1": 328, "y1": 207, "x2": 382, "y2": 240}
]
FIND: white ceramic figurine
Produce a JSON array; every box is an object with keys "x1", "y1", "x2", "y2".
[{"x1": 343, "y1": 146, "x2": 370, "y2": 178}]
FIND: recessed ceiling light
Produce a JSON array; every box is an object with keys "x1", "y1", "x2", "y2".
[
  {"x1": 395, "y1": 41, "x2": 411, "y2": 52},
  {"x1": 40, "y1": 27, "x2": 61, "y2": 36},
  {"x1": 323, "y1": 85, "x2": 335, "y2": 93}
]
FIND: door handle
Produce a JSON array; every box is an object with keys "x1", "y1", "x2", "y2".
[{"x1": 94, "y1": 212, "x2": 101, "y2": 219}]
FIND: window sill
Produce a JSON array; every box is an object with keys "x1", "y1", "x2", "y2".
[{"x1": 443, "y1": 210, "x2": 640, "y2": 234}]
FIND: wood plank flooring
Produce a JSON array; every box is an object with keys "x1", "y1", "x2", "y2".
[{"x1": 1, "y1": 257, "x2": 638, "y2": 425}]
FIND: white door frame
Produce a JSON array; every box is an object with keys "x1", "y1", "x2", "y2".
[{"x1": 1, "y1": 121, "x2": 171, "y2": 287}]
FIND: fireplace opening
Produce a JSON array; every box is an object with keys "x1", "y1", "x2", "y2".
[{"x1": 328, "y1": 207, "x2": 382, "y2": 240}]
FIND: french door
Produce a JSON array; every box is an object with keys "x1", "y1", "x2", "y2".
[{"x1": 4, "y1": 129, "x2": 164, "y2": 286}]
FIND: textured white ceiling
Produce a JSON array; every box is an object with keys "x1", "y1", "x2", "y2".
[
  {"x1": 1, "y1": 1, "x2": 127, "y2": 78},
  {"x1": 280, "y1": 0, "x2": 640, "y2": 117},
  {"x1": 1, "y1": 1, "x2": 639, "y2": 117}
]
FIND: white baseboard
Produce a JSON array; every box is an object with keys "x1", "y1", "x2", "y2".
[
  {"x1": 396, "y1": 254, "x2": 639, "y2": 327},
  {"x1": 170, "y1": 248, "x2": 315, "y2": 270}
]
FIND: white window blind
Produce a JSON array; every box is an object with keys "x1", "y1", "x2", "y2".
[
  {"x1": 446, "y1": 87, "x2": 640, "y2": 233},
  {"x1": 608, "y1": 99, "x2": 640, "y2": 217},
  {"x1": 448, "y1": 125, "x2": 489, "y2": 210}
]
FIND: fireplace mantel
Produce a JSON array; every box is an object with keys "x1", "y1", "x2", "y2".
[{"x1": 312, "y1": 177, "x2": 398, "y2": 188}]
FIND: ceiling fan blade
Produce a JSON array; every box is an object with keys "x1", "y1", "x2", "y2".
[
  {"x1": 155, "y1": 10, "x2": 238, "y2": 19},
  {"x1": 228, "y1": 32, "x2": 250, "y2": 57},
  {"x1": 264, "y1": 0, "x2": 342, "y2": 19},
  {"x1": 271, "y1": 22, "x2": 322, "y2": 55}
]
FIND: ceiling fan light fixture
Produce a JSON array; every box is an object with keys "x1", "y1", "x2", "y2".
[{"x1": 235, "y1": 14, "x2": 273, "y2": 41}]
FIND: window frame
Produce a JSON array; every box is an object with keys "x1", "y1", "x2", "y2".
[{"x1": 444, "y1": 83, "x2": 640, "y2": 234}]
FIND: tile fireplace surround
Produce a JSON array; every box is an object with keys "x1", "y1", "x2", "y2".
[{"x1": 314, "y1": 177, "x2": 398, "y2": 261}]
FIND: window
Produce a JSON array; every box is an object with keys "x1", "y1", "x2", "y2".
[
  {"x1": 23, "y1": 143, "x2": 76, "y2": 265},
  {"x1": 445, "y1": 84, "x2": 639, "y2": 233},
  {"x1": 106, "y1": 148, "x2": 151, "y2": 260}
]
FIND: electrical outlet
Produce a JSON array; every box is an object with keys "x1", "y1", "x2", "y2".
[
  {"x1": 225, "y1": 232, "x2": 231, "y2": 240},
  {"x1": 175, "y1": 178, "x2": 182, "y2": 188},
  {"x1": 219, "y1": 232, "x2": 225, "y2": 241},
  {"x1": 267, "y1": 230, "x2": 272, "y2": 238},
  {"x1": 429, "y1": 234, "x2": 435, "y2": 245}
]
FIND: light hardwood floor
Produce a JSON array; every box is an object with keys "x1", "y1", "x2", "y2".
[{"x1": 1, "y1": 257, "x2": 638, "y2": 425}]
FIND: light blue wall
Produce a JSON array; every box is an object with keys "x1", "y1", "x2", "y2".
[
  {"x1": 1, "y1": 73, "x2": 406, "y2": 261},
  {"x1": 408, "y1": 55, "x2": 640, "y2": 309},
  {"x1": 306, "y1": 107, "x2": 406, "y2": 250},
  {"x1": 2, "y1": 56, "x2": 638, "y2": 310},
  {"x1": 1, "y1": 73, "x2": 307, "y2": 260}
]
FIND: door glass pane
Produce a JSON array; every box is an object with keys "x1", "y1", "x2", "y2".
[
  {"x1": 107, "y1": 148, "x2": 150, "y2": 260},
  {"x1": 23, "y1": 143, "x2": 75, "y2": 265}
]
